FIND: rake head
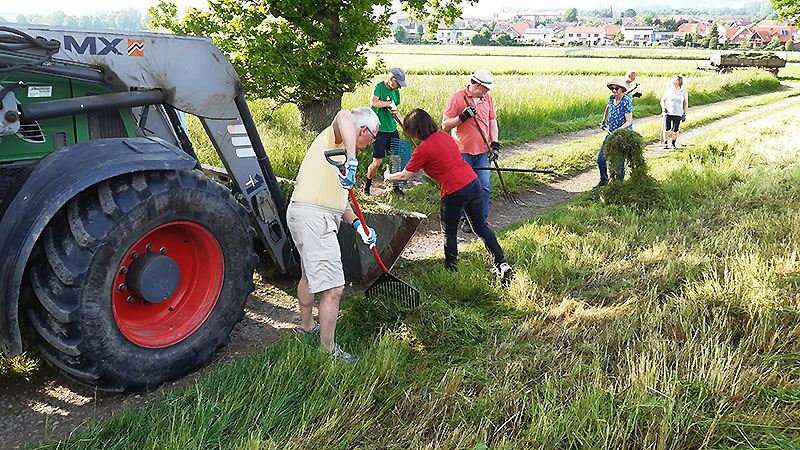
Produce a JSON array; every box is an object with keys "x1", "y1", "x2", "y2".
[{"x1": 365, "y1": 272, "x2": 420, "y2": 311}]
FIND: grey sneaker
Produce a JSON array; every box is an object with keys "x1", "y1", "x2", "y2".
[
  {"x1": 329, "y1": 343, "x2": 360, "y2": 363},
  {"x1": 495, "y1": 262, "x2": 513, "y2": 282}
]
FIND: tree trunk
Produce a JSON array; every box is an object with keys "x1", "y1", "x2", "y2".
[{"x1": 298, "y1": 94, "x2": 343, "y2": 133}]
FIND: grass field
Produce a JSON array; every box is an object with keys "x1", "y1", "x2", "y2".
[
  {"x1": 371, "y1": 44, "x2": 800, "y2": 62},
  {"x1": 191, "y1": 70, "x2": 779, "y2": 182},
  {"x1": 368, "y1": 54, "x2": 707, "y2": 76},
  {"x1": 31, "y1": 87, "x2": 800, "y2": 450}
]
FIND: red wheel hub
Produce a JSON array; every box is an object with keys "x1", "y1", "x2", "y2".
[{"x1": 113, "y1": 221, "x2": 224, "y2": 347}]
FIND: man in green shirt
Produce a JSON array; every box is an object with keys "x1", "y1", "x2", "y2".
[{"x1": 366, "y1": 67, "x2": 407, "y2": 196}]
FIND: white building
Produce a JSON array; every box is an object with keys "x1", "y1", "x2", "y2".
[
  {"x1": 563, "y1": 26, "x2": 605, "y2": 45},
  {"x1": 621, "y1": 26, "x2": 655, "y2": 46},
  {"x1": 436, "y1": 28, "x2": 478, "y2": 43}
]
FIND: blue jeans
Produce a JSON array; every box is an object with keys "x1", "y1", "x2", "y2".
[
  {"x1": 460, "y1": 153, "x2": 491, "y2": 218},
  {"x1": 441, "y1": 179, "x2": 505, "y2": 269},
  {"x1": 597, "y1": 135, "x2": 626, "y2": 183}
]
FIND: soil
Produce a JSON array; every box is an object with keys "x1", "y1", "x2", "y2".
[{"x1": 1, "y1": 86, "x2": 798, "y2": 449}]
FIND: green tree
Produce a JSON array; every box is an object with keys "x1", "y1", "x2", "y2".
[
  {"x1": 623, "y1": 9, "x2": 637, "y2": 17},
  {"x1": 394, "y1": 25, "x2": 408, "y2": 43},
  {"x1": 771, "y1": 0, "x2": 800, "y2": 20},
  {"x1": 708, "y1": 23, "x2": 720, "y2": 49},
  {"x1": 786, "y1": 40, "x2": 795, "y2": 50},
  {"x1": 470, "y1": 28, "x2": 492, "y2": 46},
  {"x1": 15, "y1": 15, "x2": 29, "y2": 24},
  {"x1": 562, "y1": 8, "x2": 578, "y2": 22},
  {"x1": 496, "y1": 33, "x2": 515, "y2": 46},
  {"x1": 149, "y1": 0, "x2": 473, "y2": 131},
  {"x1": 114, "y1": 8, "x2": 144, "y2": 30},
  {"x1": 657, "y1": 18, "x2": 678, "y2": 32},
  {"x1": 637, "y1": 14, "x2": 654, "y2": 26},
  {"x1": 613, "y1": 31, "x2": 624, "y2": 45}
]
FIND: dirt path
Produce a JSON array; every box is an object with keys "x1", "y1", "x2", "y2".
[{"x1": 2, "y1": 86, "x2": 798, "y2": 449}]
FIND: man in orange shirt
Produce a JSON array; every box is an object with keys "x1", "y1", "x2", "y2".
[{"x1": 441, "y1": 69, "x2": 499, "y2": 233}]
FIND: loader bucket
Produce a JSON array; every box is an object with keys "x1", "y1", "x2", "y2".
[{"x1": 338, "y1": 205, "x2": 425, "y2": 286}]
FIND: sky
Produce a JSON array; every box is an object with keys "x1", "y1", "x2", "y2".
[{"x1": 3, "y1": 0, "x2": 752, "y2": 18}]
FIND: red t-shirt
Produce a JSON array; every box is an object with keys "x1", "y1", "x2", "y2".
[
  {"x1": 404, "y1": 131, "x2": 477, "y2": 198},
  {"x1": 443, "y1": 87, "x2": 496, "y2": 156}
]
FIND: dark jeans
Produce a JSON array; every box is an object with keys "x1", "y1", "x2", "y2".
[
  {"x1": 440, "y1": 179, "x2": 505, "y2": 269},
  {"x1": 597, "y1": 134, "x2": 626, "y2": 183}
]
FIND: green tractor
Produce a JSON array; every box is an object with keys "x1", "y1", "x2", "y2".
[{"x1": 0, "y1": 24, "x2": 303, "y2": 392}]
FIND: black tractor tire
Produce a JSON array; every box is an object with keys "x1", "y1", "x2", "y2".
[{"x1": 23, "y1": 170, "x2": 258, "y2": 392}]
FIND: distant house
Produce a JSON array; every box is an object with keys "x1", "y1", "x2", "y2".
[
  {"x1": 436, "y1": 27, "x2": 477, "y2": 44},
  {"x1": 722, "y1": 25, "x2": 755, "y2": 46},
  {"x1": 494, "y1": 20, "x2": 536, "y2": 41},
  {"x1": 676, "y1": 22, "x2": 711, "y2": 38},
  {"x1": 602, "y1": 24, "x2": 622, "y2": 45},
  {"x1": 523, "y1": 25, "x2": 556, "y2": 44},
  {"x1": 621, "y1": 26, "x2": 655, "y2": 46},
  {"x1": 563, "y1": 26, "x2": 604, "y2": 45},
  {"x1": 653, "y1": 31, "x2": 676, "y2": 44}
]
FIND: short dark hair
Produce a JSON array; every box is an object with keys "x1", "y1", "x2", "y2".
[{"x1": 402, "y1": 109, "x2": 438, "y2": 141}]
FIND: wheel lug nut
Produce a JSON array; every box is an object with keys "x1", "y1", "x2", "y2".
[
  {"x1": 118, "y1": 284, "x2": 127, "y2": 292},
  {"x1": 126, "y1": 296, "x2": 135, "y2": 303},
  {"x1": 159, "y1": 247, "x2": 167, "y2": 255},
  {"x1": 129, "y1": 250, "x2": 138, "y2": 259},
  {"x1": 119, "y1": 266, "x2": 128, "y2": 274},
  {"x1": 145, "y1": 243, "x2": 153, "y2": 252}
]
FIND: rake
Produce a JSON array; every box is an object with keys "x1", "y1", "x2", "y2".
[
  {"x1": 324, "y1": 149, "x2": 420, "y2": 310},
  {"x1": 388, "y1": 137, "x2": 411, "y2": 188},
  {"x1": 462, "y1": 94, "x2": 525, "y2": 206}
]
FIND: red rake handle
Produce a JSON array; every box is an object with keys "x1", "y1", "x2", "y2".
[
  {"x1": 349, "y1": 189, "x2": 388, "y2": 274},
  {"x1": 323, "y1": 148, "x2": 389, "y2": 274}
]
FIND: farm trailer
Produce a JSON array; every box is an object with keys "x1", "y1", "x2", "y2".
[
  {"x1": 0, "y1": 24, "x2": 418, "y2": 392},
  {"x1": 710, "y1": 51, "x2": 786, "y2": 75}
]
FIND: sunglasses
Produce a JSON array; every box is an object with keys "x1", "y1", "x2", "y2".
[
  {"x1": 610, "y1": 86, "x2": 624, "y2": 92},
  {"x1": 361, "y1": 125, "x2": 376, "y2": 143}
]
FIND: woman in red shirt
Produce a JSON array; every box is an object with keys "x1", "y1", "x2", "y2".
[{"x1": 384, "y1": 109, "x2": 512, "y2": 280}]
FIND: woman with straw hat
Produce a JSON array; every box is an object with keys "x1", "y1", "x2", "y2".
[{"x1": 596, "y1": 76, "x2": 633, "y2": 187}]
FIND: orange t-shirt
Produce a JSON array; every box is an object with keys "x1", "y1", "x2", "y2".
[{"x1": 443, "y1": 87, "x2": 496, "y2": 156}]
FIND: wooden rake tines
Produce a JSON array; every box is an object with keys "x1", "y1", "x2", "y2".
[
  {"x1": 366, "y1": 271, "x2": 420, "y2": 311},
  {"x1": 462, "y1": 94, "x2": 525, "y2": 206}
]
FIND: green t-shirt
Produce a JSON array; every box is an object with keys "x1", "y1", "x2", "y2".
[{"x1": 371, "y1": 81, "x2": 401, "y2": 133}]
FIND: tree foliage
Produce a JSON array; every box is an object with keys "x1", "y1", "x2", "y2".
[
  {"x1": 770, "y1": 0, "x2": 800, "y2": 21},
  {"x1": 13, "y1": 9, "x2": 147, "y2": 30},
  {"x1": 149, "y1": 0, "x2": 472, "y2": 130},
  {"x1": 394, "y1": 25, "x2": 409, "y2": 43},
  {"x1": 562, "y1": 8, "x2": 578, "y2": 22},
  {"x1": 623, "y1": 9, "x2": 637, "y2": 17}
]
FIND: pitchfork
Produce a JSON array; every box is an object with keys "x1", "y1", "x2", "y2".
[
  {"x1": 462, "y1": 94, "x2": 525, "y2": 206},
  {"x1": 324, "y1": 149, "x2": 420, "y2": 310}
]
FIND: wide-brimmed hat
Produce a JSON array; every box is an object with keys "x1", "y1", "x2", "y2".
[
  {"x1": 607, "y1": 77, "x2": 628, "y2": 92},
  {"x1": 470, "y1": 69, "x2": 494, "y2": 89},
  {"x1": 390, "y1": 67, "x2": 407, "y2": 87}
]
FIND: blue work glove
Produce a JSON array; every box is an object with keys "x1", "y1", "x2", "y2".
[
  {"x1": 353, "y1": 219, "x2": 376, "y2": 247},
  {"x1": 339, "y1": 157, "x2": 358, "y2": 190}
]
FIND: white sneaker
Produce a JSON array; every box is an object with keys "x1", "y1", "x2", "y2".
[{"x1": 495, "y1": 262, "x2": 513, "y2": 282}]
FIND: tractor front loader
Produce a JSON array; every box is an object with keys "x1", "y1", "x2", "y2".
[{"x1": 0, "y1": 24, "x2": 302, "y2": 392}]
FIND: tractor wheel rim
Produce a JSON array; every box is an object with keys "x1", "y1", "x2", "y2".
[{"x1": 112, "y1": 221, "x2": 224, "y2": 348}]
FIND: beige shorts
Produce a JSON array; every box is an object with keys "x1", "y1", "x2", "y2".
[{"x1": 286, "y1": 202, "x2": 344, "y2": 294}]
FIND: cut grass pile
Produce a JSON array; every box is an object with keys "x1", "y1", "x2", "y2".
[
  {"x1": 190, "y1": 70, "x2": 779, "y2": 181},
  {"x1": 33, "y1": 79, "x2": 800, "y2": 450}
]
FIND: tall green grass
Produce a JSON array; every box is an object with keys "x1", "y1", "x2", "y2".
[
  {"x1": 188, "y1": 70, "x2": 780, "y2": 180},
  {"x1": 33, "y1": 82, "x2": 800, "y2": 450}
]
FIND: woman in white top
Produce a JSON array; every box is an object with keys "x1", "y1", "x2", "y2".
[{"x1": 660, "y1": 74, "x2": 688, "y2": 149}]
